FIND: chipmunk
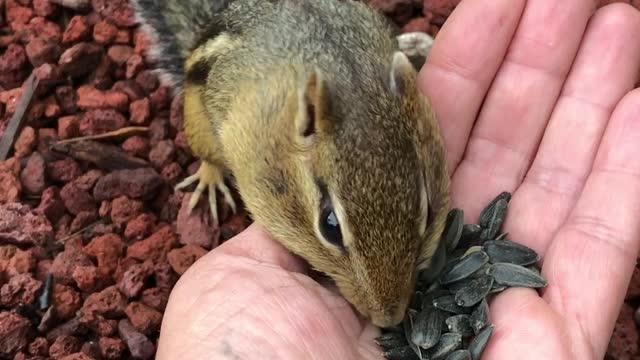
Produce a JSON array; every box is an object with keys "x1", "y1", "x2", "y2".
[{"x1": 130, "y1": 0, "x2": 450, "y2": 328}]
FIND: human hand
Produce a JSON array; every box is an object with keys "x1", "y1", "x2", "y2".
[{"x1": 155, "y1": 1, "x2": 640, "y2": 359}]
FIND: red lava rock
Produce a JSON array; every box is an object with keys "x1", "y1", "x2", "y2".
[
  {"x1": 148, "y1": 139, "x2": 175, "y2": 168},
  {"x1": 140, "y1": 288, "x2": 168, "y2": 312},
  {"x1": 62, "y1": 15, "x2": 91, "y2": 44},
  {"x1": 220, "y1": 212, "x2": 249, "y2": 240},
  {"x1": 153, "y1": 262, "x2": 177, "y2": 292},
  {"x1": 0, "y1": 273, "x2": 43, "y2": 307},
  {"x1": 60, "y1": 182, "x2": 96, "y2": 215},
  {"x1": 28, "y1": 337, "x2": 49, "y2": 356},
  {"x1": 606, "y1": 303, "x2": 638, "y2": 359},
  {"x1": 7, "y1": 1, "x2": 34, "y2": 25},
  {"x1": 135, "y1": 70, "x2": 158, "y2": 94},
  {"x1": 148, "y1": 116, "x2": 169, "y2": 143},
  {"x1": 55, "y1": 85, "x2": 78, "y2": 113},
  {"x1": 111, "y1": 79, "x2": 145, "y2": 101},
  {"x1": 47, "y1": 157, "x2": 82, "y2": 183},
  {"x1": 84, "y1": 233, "x2": 125, "y2": 278},
  {"x1": 133, "y1": 30, "x2": 149, "y2": 55},
  {"x1": 149, "y1": 86, "x2": 170, "y2": 111},
  {"x1": 14, "y1": 125, "x2": 37, "y2": 158},
  {"x1": 22, "y1": 16, "x2": 62, "y2": 44},
  {"x1": 422, "y1": 0, "x2": 460, "y2": 16},
  {"x1": 117, "y1": 260, "x2": 153, "y2": 298},
  {"x1": 124, "y1": 213, "x2": 156, "y2": 241},
  {"x1": 36, "y1": 128, "x2": 57, "y2": 154},
  {"x1": 0, "y1": 44, "x2": 29, "y2": 89},
  {"x1": 93, "y1": 20, "x2": 116, "y2": 44},
  {"x1": 0, "y1": 158, "x2": 22, "y2": 204},
  {"x1": 91, "y1": 0, "x2": 135, "y2": 26},
  {"x1": 169, "y1": 95, "x2": 183, "y2": 130},
  {"x1": 160, "y1": 191, "x2": 183, "y2": 222},
  {"x1": 127, "y1": 225, "x2": 176, "y2": 263},
  {"x1": 125, "y1": 302, "x2": 162, "y2": 335},
  {"x1": 51, "y1": 284, "x2": 82, "y2": 320},
  {"x1": 20, "y1": 152, "x2": 46, "y2": 195},
  {"x1": 0, "y1": 87, "x2": 24, "y2": 115},
  {"x1": 110, "y1": 196, "x2": 144, "y2": 225},
  {"x1": 58, "y1": 42, "x2": 103, "y2": 78},
  {"x1": 33, "y1": 0, "x2": 58, "y2": 17},
  {"x1": 98, "y1": 200, "x2": 111, "y2": 218},
  {"x1": 93, "y1": 167, "x2": 164, "y2": 201},
  {"x1": 57, "y1": 115, "x2": 80, "y2": 139},
  {"x1": 176, "y1": 193, "x2": 220, "y2": 249},
  {"x1": 161, "y1": 162, "x2": 182, "y2": 185},
  {"x1": 73, "y1": 169, "x2": 104, "y2": 192},
  {"x1": 114, "y1": 29, "x2": 130, "y2": 44},
  {"x1": 49, "y1": 335, "x2": 81, "y2": 358},
  {"x1": 59, "y1": 352, "x2": 94, "y2": 360},
  {"x1": 98, "y1": 337, "x2": 125, "y2": 360},
  {"x1": 51, "y1": 246, "x2": 93, "y2": 285},
  {"x1": 76, "y1": 86, "x2": 128, "y2": 112},
  {"x1": 33, "y1": 63, "x2": 62, "y2": 91},
  {"x1": 0, "y1": 202, "x2": 53, "y2": 247},
  {"x1": 72, "y1": 265, "x2": 101, "y2": 292},
  {"x1": 117, "y1": 319, "x2": 155, "y2": 360},
  {"x1": 129, "y1": 97, "x2": 150, "y2": 125},
  {"x1": 25, "y1": 36, "x2": 61, "y2": 68},
  {"x1": 69, "y1": 210, "x2": 98, "y2": 233},
  {"x1": 43, "y1": 94, "x2": 61, "y2": 117},
  {"x1": 0, "y1": 311, "x2": 31, "y2": 357},
  {"x1": 402, "y1": 16, "x2": 430, "y2": 32},
  {"x1": 126, "y1": 53, "x2": 145, "y2": 79},
  {"x1": 82, "y1": 286, "x2": 126, "y2": 318},
  {"x1": 167, "y1": 245, "x2": 208, "y2": 275},
  {"x1": 79, "y1": 108, "x2": 127, "y2": 135},
  {"x1": 107, "y1": 44, "x2": 133, "y2": 65},
  {"x1": 86, "y1": 55, "x2": 114, "y2": 91},
  {"x1": 121, "y1": 135, "x2": 150, "y2": 158},
  {"x1": 36, "y1": 186, "x2": 65, "y2": 223},
  {"x1": 3, "y1": 247, "x2": 37, "y2": 279}
]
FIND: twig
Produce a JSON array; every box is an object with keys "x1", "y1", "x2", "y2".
[
  {"x1": 0, "y1": 73, "x2": 40, "y2": 160},
  {"x1": 50, "y1": 139, "x2": 150, "y2": 170},
  {"x1": 52, "y1": 126, "x2": 149, "y2": 146}
]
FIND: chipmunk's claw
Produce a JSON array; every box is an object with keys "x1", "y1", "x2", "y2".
[{"x1": 175, "y1": 161, "x2": 237, "y2": 223}]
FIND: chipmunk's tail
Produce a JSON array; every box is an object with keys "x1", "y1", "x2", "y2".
[{"x1": 130, "y1": 0, "x2": 233, "y2": 93}]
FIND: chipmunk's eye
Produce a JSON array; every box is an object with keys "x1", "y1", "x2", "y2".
[{"x1": 319, "y1": 202, "x2": 344, "y2": 249}]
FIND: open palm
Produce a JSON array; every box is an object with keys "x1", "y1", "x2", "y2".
[{"x1": 155, "y1": 1, "x2": 640, "y2": 359}]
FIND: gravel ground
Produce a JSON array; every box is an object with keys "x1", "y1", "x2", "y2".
[{"x1": 0, "y1": 0, "x2": 639, "y2": 359}]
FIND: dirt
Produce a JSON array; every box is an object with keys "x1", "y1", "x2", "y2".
[{"x1": 0, "y1": 0, "x2": 638, "y2": 359}]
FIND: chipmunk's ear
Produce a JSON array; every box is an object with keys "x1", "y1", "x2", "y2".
[
  {"x1": 295, "y1": 68, "x2": 331, "y2": 146},
  {"x1": 390, "y1": 51, "x2": 417, "y2": 97}
]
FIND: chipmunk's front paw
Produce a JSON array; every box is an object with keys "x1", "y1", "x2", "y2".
[{"x1": 175, "y1": 161, "x2": 237, "y2": 223}]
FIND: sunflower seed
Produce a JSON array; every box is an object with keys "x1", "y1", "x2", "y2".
[
  {"x1": 478, "y1": 192, "x2": 511, "y2": 228},
  {"x1": 446, "y1": 278, "x2": 475, "y2": 295},
  {"x1": 411, "y1": 306, "x2": 446, "y2": 350},
  {"x1": 383, "y1": 345, "x2": 421, "y2": 360},
  {"x1": 376, "y1": 332, "x2": 408, "y2": 349},
  {"x1": 488, "y1": 262, "x2": 547, "y2": 288},
  {"x1": 479, "y1": 198, "x2": 508, "y2": 241},
  {"x1": 427, "y1": 333, "x2": 462, "y2": 360},
  {"x1": 445, "y1": 315, "x2": 474, "y2": 337},
  {"x1": 404, "y1": 310, "x2": 426, "y2": 359},
  {"x1": 410, "y1": 290, "x2": 425, "y2": 311},
  {"x1": 445, "y1": 350, "x2": 471, "y2": 360},
  {"x1": 444, "y1": 209, "x2": 464, "y2": 252},
  {"x1": 439, "y1": 251, "x2": 489, "y2": 285},
  {"x1": 432, "y1": 295, "x2": 470, "y2": 315},
  {"x1": 454, "y1": 273, "x2": 493, "y2": 307},
  {"x1": 469, "y1": 299, "x2": 489, "y2": 334},
  {"x1": 468, "y1": 325, "x2": 494, "y2": 360},
  {"x1": 483, "y1": 240, "x2": 539, "y2": 266},
  {"x1": 460, "y1": 224, "x2": 482, "y2": 245}
]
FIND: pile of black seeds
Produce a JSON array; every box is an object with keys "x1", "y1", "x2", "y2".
[{"x1": 377, "y1": 192, "x2": 548, "y2": 360}]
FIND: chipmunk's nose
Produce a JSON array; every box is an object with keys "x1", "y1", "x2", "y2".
[{"x1": 369, "y1": 302, "x2": 408, "y2": 328}]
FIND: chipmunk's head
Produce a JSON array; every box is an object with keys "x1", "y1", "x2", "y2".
[
  {"x1": 225, "y1": 51, "x2": 448, "y2": 328},
  {"x1": 280, "y1": 51, "x2": 448, "y2": 327}
]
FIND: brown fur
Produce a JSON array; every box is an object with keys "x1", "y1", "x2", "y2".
[{"x1": 137, "y1": 0, "x2": 450, "y2": 327}]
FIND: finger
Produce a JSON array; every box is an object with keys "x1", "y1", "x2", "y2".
[
  {"x1": 508, "y1": 3, "x2": 640, "y2": 255},
  {"x1": 451, "y1": 0, "x2": 598, "y2": 219},
  {"x1": 542, "y1": 88, "x2": 640, "y2": 358},
  {"x1": 418, "y1": 0, "x2": 526, "y2": 173},
  {"x1": 211, "y1": 223, "x2": 309, "y2": 274}
]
